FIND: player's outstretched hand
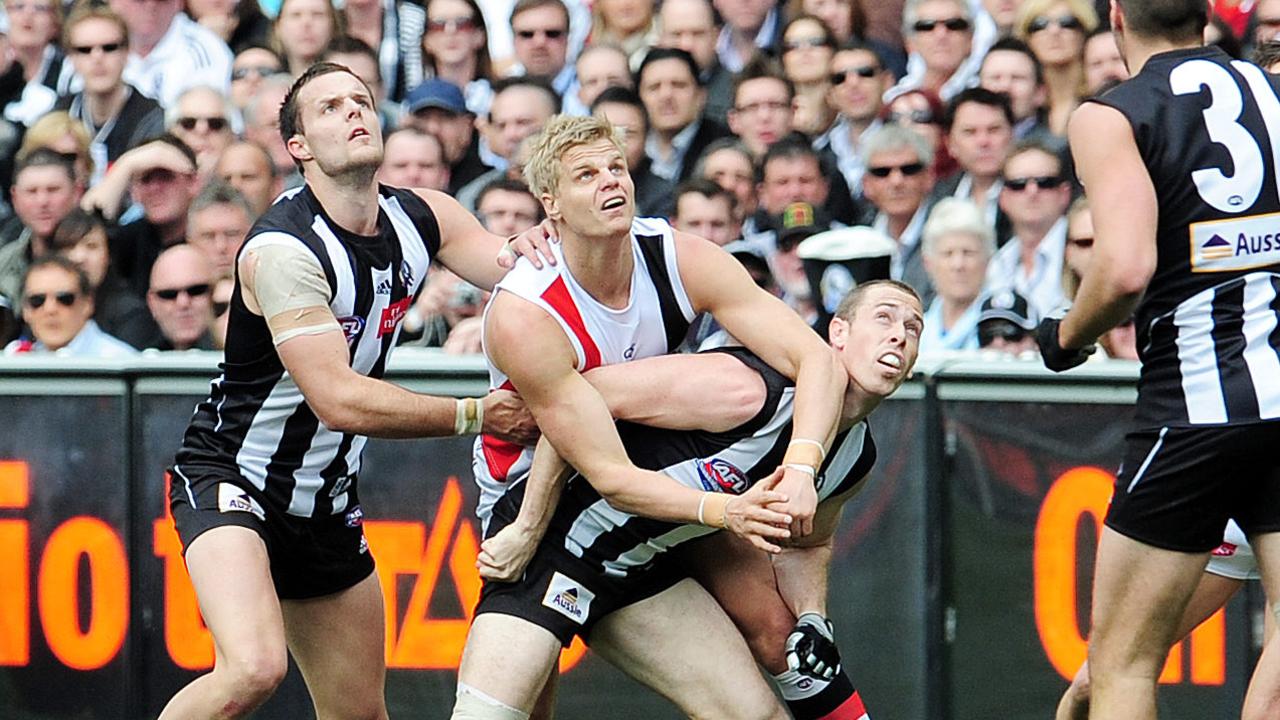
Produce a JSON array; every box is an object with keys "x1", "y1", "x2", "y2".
[
  {"x1": 725, "y1": 467, "x2": 792, "y2": 553},
  {"x1": 477, "y1": 523, "x2": 538, "y2": 582},
  {"x1": 785, "y1": 613, "x2": 842, "y2": 680},
  {"x1": 497, "y1": 219, "x2": 559, "y2": 270},
  {"x1": 482, "y1": 390, "x2": 539, "y2": 445},
  {"x1": 1037, "y1": 317, "x2": 1096, "y2": 372},
  {"x1": 774, "y1": 464, "x2": 819, "y2": 538}
]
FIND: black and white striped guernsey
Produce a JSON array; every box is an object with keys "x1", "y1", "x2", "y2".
[
  {"x1": 1093, "y1": 46, "x2": 1280, "y2": 428},
  {"x1": 492, "y1": 348, "x2": 877, "y2": 578},
  {"x1": 174, "y1": 184, "x2": 438, "y2": 519}
]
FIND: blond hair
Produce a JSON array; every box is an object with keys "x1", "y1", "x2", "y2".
[
  {"x1": 17, "y1": 112, "x2": 92, "y2": 165},
  {"x1": 1014, "y1": 0, "x2": 1099, "y2": 39},
  {"x1": 523, "y1": 114, "x2": 627, "y2": 199}
]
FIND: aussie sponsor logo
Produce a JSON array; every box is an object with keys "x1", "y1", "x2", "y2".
[
  {"x1": 338, "y1": 315, "x2": 366, "y2": 341},
  {"x1": 541, "y1": 572, "x2": 595, "y2": 624},
  {"x1": 1212, "y1": 542, "x2": 1237, "y2": 557},
  {"x1": 1189, "y1": 212, "x2": 1280, "y2": 272},
  {"x1": 695, "y1": 458, "x2": 750, "y2": 495},
  {"x1": 345, "y1": 506, "x2": 364, "y2": 528},
  {"x1": 216, "y1": 483, "x2": 266, "y2": 521},
  {"x1": 379, "y1": 297, "x2": 413, "y2": 336}
]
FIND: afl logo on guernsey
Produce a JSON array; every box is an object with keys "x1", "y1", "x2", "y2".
[
  {"x1": 339, "y1": 316, "x2": 366, "y2": 341},
  {"x1": 696, "y1": 458, "x2": 750, "y2": 495}
]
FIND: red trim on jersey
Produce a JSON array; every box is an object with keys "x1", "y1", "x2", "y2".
[
  {"x1": 540, "y1": 276, "x2": 601, "y2": 370},
  {"x1": 481, "y1": 380, "x2": 523, "y2": 481},
  {"x1": 818, "y1": 691, "x2": 868, "y2": 720}
]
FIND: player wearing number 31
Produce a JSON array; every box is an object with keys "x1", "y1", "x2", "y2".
[{"x1": 1037, "y1": 1, "x2": 1280, "y2": 718}]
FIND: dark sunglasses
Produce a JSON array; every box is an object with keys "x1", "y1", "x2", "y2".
[
  {"x1": 1068, "y1": 236, "x2": 1094, "y2": 248},
  {"x1": 427, "y1": 16, "x2": 476, "y2": 32},
  {"x1": 912, "y1": 17, "x2": 971, "y2": 33},
  {"x1": 784, "y1": 37, "x2": 831, "y2": 52},
  {"x1": 979, "y1": 322, "x2": 1029, "y2": 346},
  {"x1": 25, "y1": 291, "x2": 78, "y2": 309},
  {"x1": 887, "y1": 109, "x2": 935, "y2": 125},
  {"x1": 176, "y1": 116, "x2": 228, "y2": 132},
  {"x1": 152, "y1": 283, "x2": 211, "y2": 301},
  {"x1": 213, "y1": 300, "x2": 231, "y2": 316},
  {"x1": 70, "y1": 41, "x2": 125, "y2": 55},
  {"x1": 232, "y1": 65, "x2": 281, "y2": 81},
  {"x1": 515, "y1": 28, "x2": 565, "y2": 40},
  {"x1": 1004, "y1": 175, "x2": 1065, "y2": 191},
  {"x1": 830, "y1": 66, "x2": 878, "y2": 84},
  {"x1": 866, "y1": 162, "x2": 926, "y2": 178},
  {"x1": 1028, "y1": 14, "x2": 1083, "y2": 33}
]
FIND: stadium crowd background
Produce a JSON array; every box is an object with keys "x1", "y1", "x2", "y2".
[{"x1": 0, "y1": 0, "x2": 1275, "y2": 359}]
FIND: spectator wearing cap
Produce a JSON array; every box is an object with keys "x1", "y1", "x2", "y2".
[
  {"x1": 145, "y1": 244, "x2": 216, "y2": 351},
  {"x1": 0, "y1": 150, "x2": 81, "y2": 311},
  {"x1": 456, "y1": 77, "x2": 559, "y2": 210},
  {"x1": 420, "y1": 0, "x2": 494, "y2": 116},
  {"x1": 403, "y1": 78, "x2": 491, "y2": 194},
  {"x1": 55, "y1": 4, "x2": 165, "y2": 188},
  {"x1": 84, "y1": 135, "x2": 201, "y2": 296},
  {"x1": 592, "y1": 86, "x2": 674, "y2": 217},
  {"x1": 657, "y1": 0, "x2": 733, "y2": 120},
  {"x1": 378, "y1": 128, "x2": 451, "y2": 191},
  {"x1": 918, "y1": 197, "x2": 991, "y2": 351},
  {"x1": 985, "y1": 137, "x2": 1070, "y2": 322},
  {"x1": 637, "y1": 47, "x2": 729, "y2": 185},
  {"x1": 859, "y1": 123, "x2": 936, "y2": 305},
  {"x1": 931, "y1": 87, "x2": 1015, "y2": 247},
  {"x1": 5, "y1": 255, "x2": 137, "y2": 357},
  {"x1": 771, "y1": 200, "x2": 827, "y2": 315},
  {"x1": 47, "y1": 207, "x2": 161, "y2": 349},
  {"x1": 822, "y1": 41, "x2": 893, "y2": 199},
  {"x1": 167, "y1": 86, "x2": 236, "y2": 178},
  {"x1": 110, "y1": 0, "x2": 233, "y2": 108},
  {"x1": 976, "y1": 289, "x2": 1037, "y2": 355}
]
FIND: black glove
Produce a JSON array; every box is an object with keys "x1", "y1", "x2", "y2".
[
  {"x1": 1037, "y1": 317, "x2": 1095, "y2": 372},
  {"x1": 785, "y1": 612, "x2": 841, "y2": 680}
]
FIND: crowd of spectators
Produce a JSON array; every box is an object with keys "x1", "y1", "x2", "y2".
[{"x1": 0, "y1": 0, "x2": 1276, "y2": 361}]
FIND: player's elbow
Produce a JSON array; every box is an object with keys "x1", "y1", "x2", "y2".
[{"x1": 307, "y1": 385, "x2": 363, "y2": 434}]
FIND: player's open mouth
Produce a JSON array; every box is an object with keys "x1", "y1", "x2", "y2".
[
  {"x1": 350, "y1": 128, "x2": 370, "y2": 141},
  {"x1": 601, "y1": 197, "x2": 626, "y2": 211},
  {"x1": 878, "y1": 352, "x2": 903, "y2": 372}
]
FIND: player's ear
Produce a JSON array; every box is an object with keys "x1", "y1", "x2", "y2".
[
  {"x1": 541, "y1": 193, "x2": 561, "y2": 222},
  {"x1": 286, "y1": 135, "x2": 313, "y2": 165},
  {"x1": 829, "y1": 315, "x2": 850, "y2": 351}
]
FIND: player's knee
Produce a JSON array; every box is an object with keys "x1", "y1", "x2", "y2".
[
  {"x1": 220, "y1": 648, "x2": 288, "y2": 705},
  {"x1": 740, "y1": 610, "x2": 796, "y2": 673}
]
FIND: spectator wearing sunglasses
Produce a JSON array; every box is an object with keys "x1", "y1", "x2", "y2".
[
  {"x1": 878, "y1": 88, "x2": 958, "y2": 178},
  {"x1": 985, "y1": 138, "x2": 1071, "y2": 321},
  {"x1": 84, "y1": 135, "x2": 200, "y2": 296},
  {"x1": 976, "y1": 288, "x2": 1038, "y2": 356},
  {"x1": 46, "y1": 208, "x2": 160, "y2": 349},
  {"x1": 823, "y1": 41, "x2": 892, "y2": 198},
  {"x1": 858, "y1": 123, "x2": 937, "y2": 304},
  {"x1": 931, "y1": 87, "x2": 1014, "y2": 248},
  {"x1": 110, "y1": 0, "x2": 233, "y2": 109},
  {"x1": 780, "y1": 15, "x2": 838, "y2": 138},
  {"x1": 5, "y1": 255, "x2": 137, "y2": 357},
  {"x1": 55, "y1": 5, "x2": 164, "y2": 189},
  {"x1": 507, "y1": 0, "x2": 576, "y2": 100},
  {"x1": 1059, "y1": 196, "x2": 1137, "y2": 361},
  {"x1": 0, "y1": 150, "x2": 81, "y2": 308},
  {"x1": 228, "y1": 45, "x2": 285, "y2": 113},
  {"x1": 166, "y1": 86, "x2": 235, "y2": 178},
  {"x1": 145, "y1": 244, "x2": 216, "y2": 351},
  {"x1": 887, "y1": 0, "x2": 989, "y2": 103},
  {"x1": 1013, "y1": 0, "x2": 1098, "y2": 136},
  {"x1": 419, "y1": 0, "x2": 494, "y2": 116}
]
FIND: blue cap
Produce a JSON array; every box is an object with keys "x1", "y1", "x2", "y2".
[{"x1": 405, "y1": 79, "x2": 469, "y2": 115}]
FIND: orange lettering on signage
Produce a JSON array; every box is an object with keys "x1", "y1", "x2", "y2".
[
  {"x1": 1034, "y1": 466, "x2": 1226, "y2": 686},
  {"x1": 0, "y1": 460, "x2": 29, "y2": 666},
  {"x1": 366, "y1": 477, "x2": 587, "y2": 671},
  {"x1": 155, "y1": 472, "x2": 214, "y2": 670},
  {"x1": 37, "y1": 517, "x2": 128, "y2": 670}
]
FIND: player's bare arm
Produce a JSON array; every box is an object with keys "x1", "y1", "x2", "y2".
[
  {"x1": 486, "y1": 290, "x2": 795, "y2": 551},
  {"x1": 243, "y1": 247, "x2": 535, "y2": 443},
  {"x1": 477, "y1": 434, "x2": 571, "y2": 581},
  {"x1": 1057, "y1": 103, "x2": 1159, "y2": 350},
  {"x1": 677, "y1": 231, "x2": 848, "y2": 536},
  {"x1": 415, "y1": 188, "x2": 555, "y2": 286}
]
